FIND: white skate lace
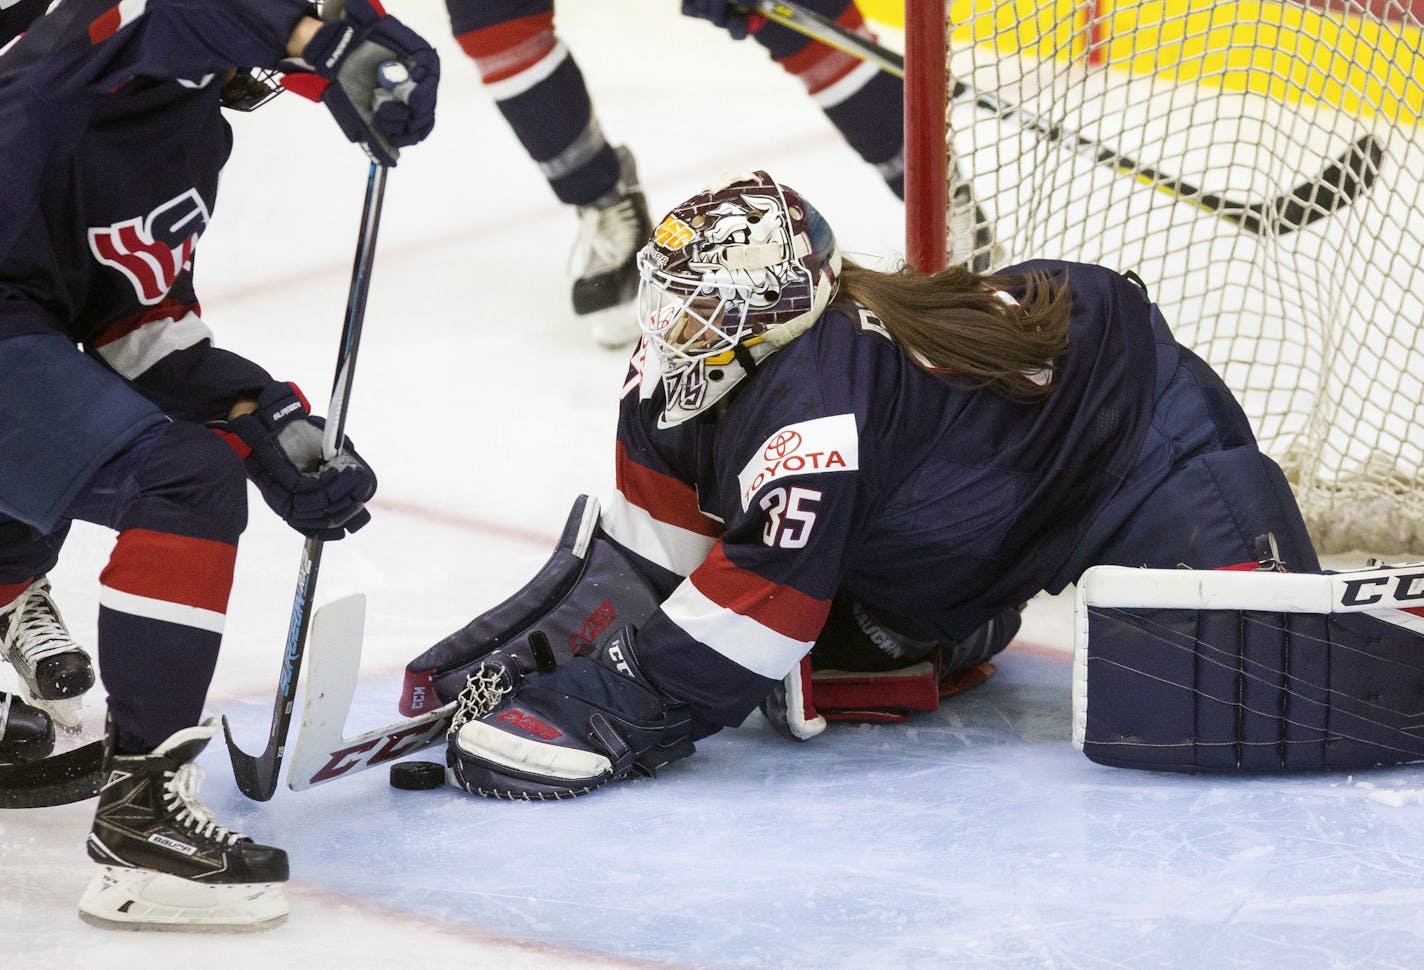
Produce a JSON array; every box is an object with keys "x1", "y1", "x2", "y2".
[
  {"x1": 164, "y1": 763, "x2": 243, "y2": 847},
  {"x1": 571, "y1": 196, "x2": 644, "y2": 278},
  {"x1": 1, "y1": 579, "x2": 77, "y2": 668},
  {"x1": 449, "y1": 662, "x2": 513, "y2": 734}
]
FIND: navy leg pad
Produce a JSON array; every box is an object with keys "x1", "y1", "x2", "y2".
[{"x1": 1074, "y1": 564, "x2": 1424, "y2": 772}]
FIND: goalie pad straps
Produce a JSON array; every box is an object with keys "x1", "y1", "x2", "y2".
[
  {"x1": 1075, "y1": 563, "x2": 1424, "y2": 772},
  {"x1": 760, "y1": 600, "x2": 1019, "y2": 739}
]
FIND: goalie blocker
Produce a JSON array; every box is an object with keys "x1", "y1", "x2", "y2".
[{"x1": 1074, "y1": 561, "x2": 1424, "y2": 772}]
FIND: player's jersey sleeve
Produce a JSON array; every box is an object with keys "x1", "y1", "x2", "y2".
[{"x1": 0, "y1": 0, "x2": 308, "y2": 263}]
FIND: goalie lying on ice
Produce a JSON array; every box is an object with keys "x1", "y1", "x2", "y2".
[{"x1": 414, "y1": 172, "x2": 1322, "y2": 799}]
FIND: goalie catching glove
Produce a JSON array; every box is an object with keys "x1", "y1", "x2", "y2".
[
  {"x1": 446, "y1": 627, "x2": 694, "y2": 800},
  {"x1": 218, "y1": 381, "x2": 376, "y2": 540}
]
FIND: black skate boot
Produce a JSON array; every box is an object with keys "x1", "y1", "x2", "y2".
[
  {"x1": 79, "y1": 718, "x2": 289, "y2": 931},
  {"x1": 570, "y1": 145, "x2": 652, "y2": 347},
  {"x1": 0, "y1": 690, "x2": 55, "y2": 764},
  {"x1": 1, "y1": 576, "x2": 95, "y2": 730}
]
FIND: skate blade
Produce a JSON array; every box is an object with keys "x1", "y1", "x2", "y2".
[
  {"x1": 32, "y1": 694, "x2": 85, "y2": 734},
  {"x1": 79, "y1": 867, "x2": 288, "y2": 932}
]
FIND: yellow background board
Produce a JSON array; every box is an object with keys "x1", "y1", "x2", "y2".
[{"x1": 858, "y1": 0, "x2": 1421, "y2": 125}]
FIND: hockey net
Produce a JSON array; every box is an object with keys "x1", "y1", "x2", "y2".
[{"x1": 904, "y1": 0, "x2": 1424, "y2": 554}]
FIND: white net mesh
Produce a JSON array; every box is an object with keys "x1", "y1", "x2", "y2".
[{"x1": 935, "y1": 0, "x2": 1424, "y2": 553}]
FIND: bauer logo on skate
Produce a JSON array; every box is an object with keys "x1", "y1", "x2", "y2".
[
  {"x1": 737, "y1": 414, "x2": 858, "y2": 510},
  {"x1": 498, "y1": 708, "x2": 562, "y2": 740},
  {"x1": 147, "y1": 833, "x2": 197, "y2": 856},
  {"x1": 653, "y1": 214, "x2": 695, "y2": 250}
]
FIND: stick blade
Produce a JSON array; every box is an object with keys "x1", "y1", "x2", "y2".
[
  {"x1": 287, "y1": 593, "x2": 451, "y2": 790},
  {"x1": 0, "y1": 739, "x2": 104, "y2": 809},
  {"x1": 288, "y1": 594, "x2": 367, "y2": 791},
  {"x1": 222, "y1": 713, "x2": 280, "y2": 802}
]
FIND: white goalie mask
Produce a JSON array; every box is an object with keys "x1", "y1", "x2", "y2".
[{"x1": 635, "y1": 172, "x2": 841, "y2": 426}]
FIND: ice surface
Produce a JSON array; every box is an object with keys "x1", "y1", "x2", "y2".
[{"x1": 5, "y1": 1, "x2": 1424, "y2": 966}]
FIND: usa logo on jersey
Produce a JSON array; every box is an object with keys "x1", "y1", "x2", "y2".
[{"x1": 87, "y1": 188, "x2": 210, "y2": 305}]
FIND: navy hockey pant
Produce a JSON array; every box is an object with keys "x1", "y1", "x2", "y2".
[
  {"x1": 0, "y1": 333, "x2": 247, "y2": 753},
  {"x1": 444, "y1": 0, "x2": 905, "y2": 204},
  {"x1": 1054, "y1": 306, "x2": 1321, "y2": 585}
]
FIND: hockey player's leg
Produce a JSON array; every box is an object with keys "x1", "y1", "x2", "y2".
[
  {"x1": 68, "y1": 424, "x2": 288, "y2": 929},
  {"x1": 80, "y1": 718, "x2": 288, "y2": 931},
  {"x1": 749, "y1": 0, "x2": 996, "y2": 270},
  {"x1": 0, "y1": 690, "x2": 54, "y2": 763},
  {"x1": 445, "y1": 0, "x2": 647, "y2": 343}
]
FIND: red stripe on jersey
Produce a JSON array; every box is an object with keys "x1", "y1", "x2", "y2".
[
  {"x1": 616, "y1": 441, "x2": 721, "y2": 538},
  {"x1": 100, "y1": 529, "x2": 237, "y2": 614},
  {"x1": 92, "y1": 296, "x2": 202, "y2": 348},
  {"x1": 88, "y1": 5, "x2": 121, "y2": 43},
  {"x1": 456, "y1": 13, "x2": 556, "y2": 83},
  {"x1": 690, "y1": 541, "x2": 829, "y2": 642},
  {"x1": 776, "y1": 7, "x2": 869, "y2": 94}
]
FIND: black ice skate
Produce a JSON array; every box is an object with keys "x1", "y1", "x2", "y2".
[
  {"x1": 570, "y1": 145, "x2": 652, "y2": 347},
  {"x1": 0, "y1": 576, "x2": 94, "y2": 730},
  {"x1": 0, "y1": 690, "x2": 55, "y2": 764},
  {"x1": 80, "y1": 718, "x2": 289, "y2": 931}
]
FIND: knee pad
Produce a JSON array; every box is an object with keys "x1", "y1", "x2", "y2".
[{"x1": 119, "y1": 423, "x2": 248, "y2": 545}]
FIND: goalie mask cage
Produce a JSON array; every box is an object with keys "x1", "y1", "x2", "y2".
[{"x1": 903, "y1": 0, "x2": 1424, "y2": 554}]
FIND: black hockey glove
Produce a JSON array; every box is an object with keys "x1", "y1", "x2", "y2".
[
  {"x1": 221, "y1": 382, "x2": 377, "y2": 541},
  {"x1": 283, "y1": 0, "x2": 439, "y2": 166},
  {"x1": 681, "y1": 0, "x2": 751, "y2": 40},
  {"x1": 446, "y1": 627, "x2": 695, "y2": 799}
]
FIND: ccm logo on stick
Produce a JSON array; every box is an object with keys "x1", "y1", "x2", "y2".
[{"x1": 1338, "y1": 570, "x2": 1424, "y2": 607}]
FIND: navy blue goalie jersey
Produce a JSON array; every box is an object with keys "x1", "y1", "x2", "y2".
[{"x1": 601, "y1": 260, "x2": 1158, "y2": 730}]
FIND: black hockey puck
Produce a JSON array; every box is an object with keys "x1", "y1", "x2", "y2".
[{"x1": 389, "y1": 760, "x2": 445, "y2": 791}]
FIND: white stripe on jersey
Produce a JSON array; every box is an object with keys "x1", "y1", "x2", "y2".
[
  {"x1": 660, "y1": 579, "x2": 811, "y2": 680},
  {"x1": 99, "y1": 586, "x2": 226, "y2": 634},
  {"x1": 600, "y1": 490, "x2": 716, "y2": 578},
  {"x1": 97, "y1": 310, "x2": 211, "y2": 380}
]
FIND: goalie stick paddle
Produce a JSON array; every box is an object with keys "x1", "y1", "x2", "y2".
[
  {"x1": 222, "y1": 161, "x2": 389, "y2": 802},
  {"x1": 286, "y1": 594, "x2": 453, "y2": 791},
  {"x1": 746, "y1": 0, "x2": 1384, "y2": 236},
  {"x1": 0, "y1": 740, "x2": 103, "y2": 810}
]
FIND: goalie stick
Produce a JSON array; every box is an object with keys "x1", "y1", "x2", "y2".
[
  {"x1": 746, "y1": 0, "x2": 1384, "y2": 236},
  {"x1": 221, "y1": 160, "x2": 389, "y2": 802},
  {"x1": 285, "y1": 594, "x2": 452, "y2": 790}
]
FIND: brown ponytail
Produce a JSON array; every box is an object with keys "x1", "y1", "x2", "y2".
[{"x1": 830, "y1": 259, "x2": 1073, "y2": 403}]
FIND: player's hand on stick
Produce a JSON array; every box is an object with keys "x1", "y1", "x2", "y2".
[
  {"x1": 220, "y1": 382, "x2": 377, "y2": 541},
  {"x1": 284, "y1": 0, "x2": 439, "y2": 166},
  {"x1": 681, "y1": 0, "x2": 752, "y2": 39}
]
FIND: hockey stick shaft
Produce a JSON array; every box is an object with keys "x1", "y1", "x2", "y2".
[
  {"x1": 222, "y1": 160, "x2": 389, "y2": 801},
  {"x1": 745, "y1": 0, "x2": 1382, "y2": 236}
]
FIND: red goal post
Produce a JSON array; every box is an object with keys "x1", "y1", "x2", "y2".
[{"x1": 899, "y1": 0, "x2": 1424, "y2": 555}]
